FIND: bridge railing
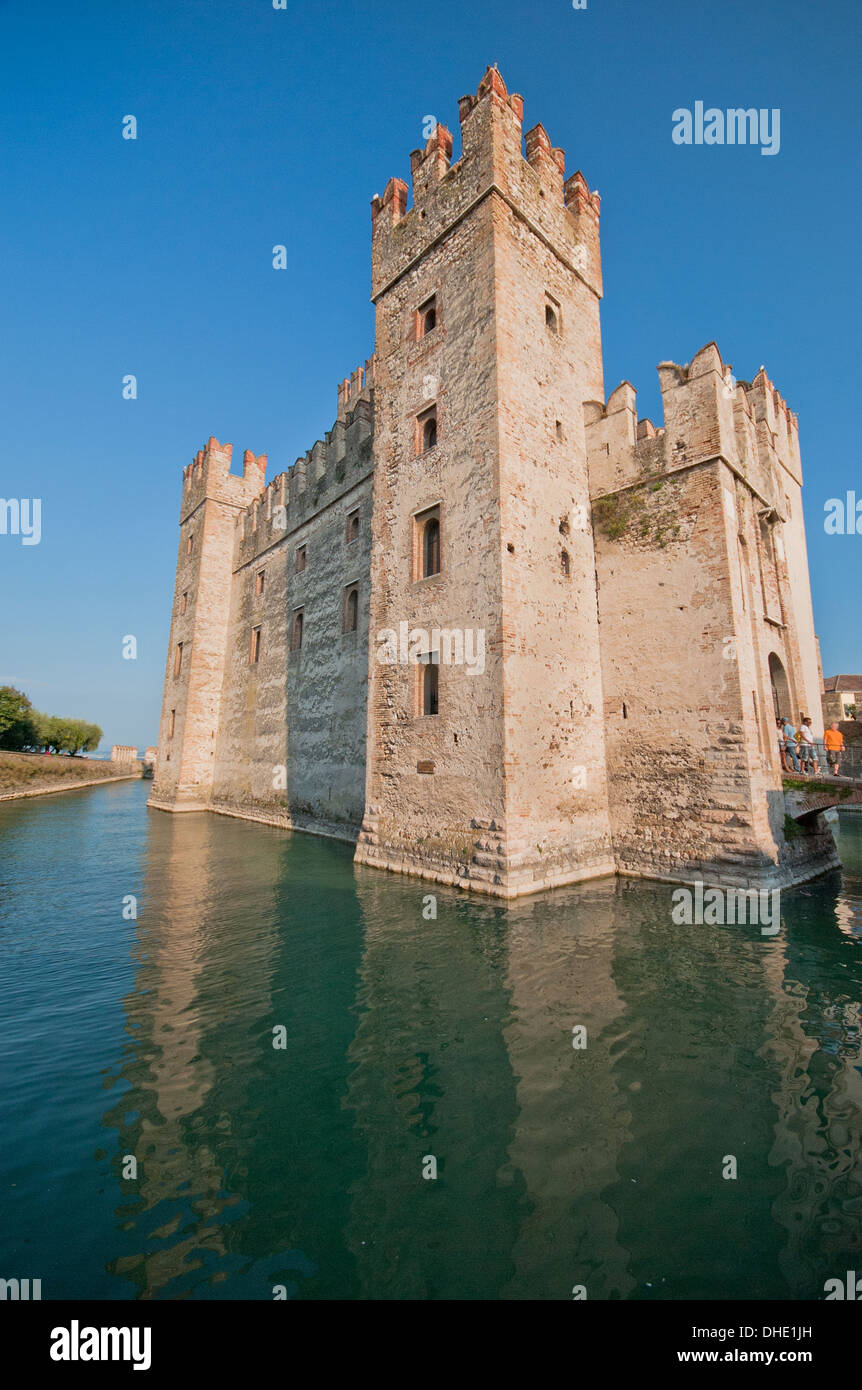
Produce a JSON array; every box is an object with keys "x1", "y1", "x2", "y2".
[{"x1": 780, "y1": 738, "x2": 862, "y2": 778}]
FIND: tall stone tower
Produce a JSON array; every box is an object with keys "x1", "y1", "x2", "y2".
[
  {"x1": 355, "y1": 67, "x2": 615, "y2": 896},
  {"x1": 149, "y1": 437, "x2": 266, "y2": 811}
]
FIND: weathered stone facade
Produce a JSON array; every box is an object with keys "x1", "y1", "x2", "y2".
[{"x1": 149, "y1": 67, "x2": 838, "y2": 896}]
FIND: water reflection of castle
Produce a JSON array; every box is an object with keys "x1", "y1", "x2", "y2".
[{"x1": 106, "y1": 813, "x2": 861, "y2": 1298}]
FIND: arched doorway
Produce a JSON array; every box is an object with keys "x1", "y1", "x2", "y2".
[{"x1": 768, "y1": 652, "x2": 791, "y2": 721}]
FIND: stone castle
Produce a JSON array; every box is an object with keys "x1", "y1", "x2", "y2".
[{"x1": 149, "y1": 67, "x2": 838, "y2": 897}]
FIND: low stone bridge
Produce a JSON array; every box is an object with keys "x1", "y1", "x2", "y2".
[{"x1": 784, "y1": 776, "x2": 862, "y2": 822}]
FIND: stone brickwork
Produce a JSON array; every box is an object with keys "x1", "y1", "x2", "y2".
[
  {"x1": 356, "y1": 65, "x2": 614, "y2": 895},
  {"x1": 586, "y1": 343, "x2": 837, "y2": 886},
  {"x1": 209, "y1": 369, "x2": 374, "y2": 835},
  {"x1": 149, "y1": 438, "x2": 267, "y2": 812},
  {"x1": 149, "y1": 67, "x2": 837, "y2": 896}
]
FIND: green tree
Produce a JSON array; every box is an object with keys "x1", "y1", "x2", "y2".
[
  {"x1": 48, "y1": 717, "x2": 71, "y2": 753},
  {"x1": 45, "y1": 715, "x2": 62, "y2": 751},
  {"x1": 52, "y1": 719, "x2": 76, "y2": 755},
  {"x1": 4, "y1": 696, "x2": 103, "y2": 755},
  {"x1": 31, "y1": 711, "x2": 51, "y2": 751},
  {"x1": 64, "y1": 719, "x2": 102, "y2": 755},
  {"x1": 55, "y1": 718, "x2": 101, "y2": 755},
  {"x1": 0, "y1": 686, "x2": 38, "y2": 750}
]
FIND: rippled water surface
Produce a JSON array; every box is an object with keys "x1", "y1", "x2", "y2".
[{"x1": 1, "y1": 781, "x2": 861, "y2": 1299}]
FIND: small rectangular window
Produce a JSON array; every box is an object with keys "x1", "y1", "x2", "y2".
[
  {"x1": 291, "y1": 609, "x2": 304, "y2": 652},
  {"x1": 250, "y1": 626, "x2": 262, "y2": 663},
  {"x1": 295, "y1": 545, "x2": 307, "y2": 573},
  {"x1": 255, "y1": 570, "x2": 265, "y2": 596},
  {"x1": 345, "y1": 510, "x2": 360, "y2": 544},
  {"x1": 174, "y1": 642, "x2": 183, "y2": 677},
  {"x1": 415, "y1": 652, "x2": 439, "y2": 717},
  {"x1": 180, "y1": 591, "x2": 188, "y2": 615}
]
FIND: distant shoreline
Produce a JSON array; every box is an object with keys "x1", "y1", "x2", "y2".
[{"x1": 0, "y1": 751, "x2": 144, "y2": 803}]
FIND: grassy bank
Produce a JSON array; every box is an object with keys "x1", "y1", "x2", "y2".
[{"x1": 0, "y1": 750, "x2": 141, "y2": 799}]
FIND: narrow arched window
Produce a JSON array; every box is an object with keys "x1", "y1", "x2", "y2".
[
  {"x1": 423, "y1": 415, "x2": 437, "y2": 451},
  {"x1": 291, "y1": 610, "x2": 304, "y2": 652},
  {"x1": 417, "y1": 295, "x2": 437, "y2": 340},
  {"x1": 412, "y1": 505, "x2": 441, "y2": 581},
  {"x1": 424, "y1": 517, "x2": 440, "y2": 577},
  {"x1": 343, "y1": 584, "x2": 359, "y2": 633},
  {"x1": 545, "y1": 303, "x2": 558, "y2": 333}
]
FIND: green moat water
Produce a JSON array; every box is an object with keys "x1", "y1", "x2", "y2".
[{"x1": 1, "y1": 780, "x2": 860, "y2": 1300}]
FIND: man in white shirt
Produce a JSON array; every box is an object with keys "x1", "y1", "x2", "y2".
[{"x1": 798, "y1": 717, "x2": 818, "y2": 774}]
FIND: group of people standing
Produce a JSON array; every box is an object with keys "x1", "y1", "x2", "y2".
[{"x1": 776, "y1": 716, "x2": 846, "y2": 775}]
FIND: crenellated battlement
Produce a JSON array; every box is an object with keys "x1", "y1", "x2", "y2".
[
  {"x1": 234, "y1": 363, "x2": 375, "y2": 564},
  {"x1": 456, "y1": 63, "x2": 524, "y2": 128},
  {"x1": 408, "y1": 123, "x2": 455, "y2": 206},
  {"x1": 337, "y1": 355, "x2": 375, "y2": 420},
  {"x1": 370, "y1": 65, "x2": 602, "y2": 301},
  {"x1": 587, "y1": 342, "x2": 802, "y2": 503},
  {"x1": 180, "y1": 436, "x2": 267, "y2": 523}
]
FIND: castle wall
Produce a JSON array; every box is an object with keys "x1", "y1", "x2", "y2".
[
  {"x1": 150, "y1": 439, "x2": 267, "y2": 811},
  {"x1": 357, "y1": 86, "x2": 511, "y2": 890},
  {"x1": 111, "y1": 744, "x2": 138, "y2": 762},
  {"x1": 586, "y1": 346, "x2": 838, "y2": 887},
  {"x1": 744, "y1": 373, "x2": 823, "y2": 733},
  {"x1": 590, "y1": 457, "x2": 774, "y2": 883},
  {"x1": 211, "y1": 382, "x2": 374, "y2": 835},
  {"x1": 209, "y1": 506, "x2": 290, "y2": 820},
  {"x1": 357, "y1": 67, "x2": 615, "y2": 896},
  {"x1": 492, "y1": 131, "x2": 614, "y2": 890},
  {"x1": 358, "y1": 201, "x2": 506, "y2": 885},
  {"x1": 151, "y1": 384, "x2": 374, "y2": 836}
]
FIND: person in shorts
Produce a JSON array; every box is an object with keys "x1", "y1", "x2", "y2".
[
  {"x1": 824, "y1": 723, "x2": 845, "y2": 776},
  {"x1": 798, "y1": 717, "x2": 818, "y2": 773},
  {"x1": 782, "y1": 719, "x2": 801, "y2": 772},
  {"x1": 795, "y1": 717, "x2": 817, "y2": 772}
]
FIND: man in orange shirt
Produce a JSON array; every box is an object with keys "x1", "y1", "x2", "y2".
[{"x1": 824, "y1": 723, "x2": 845, "y2": 776}]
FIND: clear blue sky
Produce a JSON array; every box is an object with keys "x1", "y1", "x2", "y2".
[{"x1": 1, "y1": 0, "x2": 859, "y2": 749}]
